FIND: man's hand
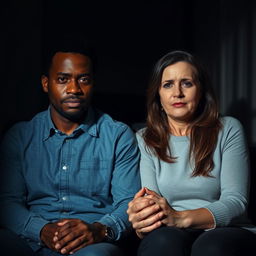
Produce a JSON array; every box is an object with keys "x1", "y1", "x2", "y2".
[
  {"x1": 53, "y1": 219, "x2": 106, "y2": 254},
  {"x1": 40, "y1": 222, "x2": 60, "y2": 251},
  {"x1": 127, "y1": 188, "x2": 164, "y2": 238}
]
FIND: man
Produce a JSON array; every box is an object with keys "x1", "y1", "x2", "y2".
[{"x1": 0, "y1": 39, "x2": 141, "y2": 255}]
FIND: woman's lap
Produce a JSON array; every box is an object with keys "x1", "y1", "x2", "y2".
[{"x1": 138, "y1": 226, "x2": 256, "y2": 256}]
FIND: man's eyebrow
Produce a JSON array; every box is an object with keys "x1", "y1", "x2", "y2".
[
  {"x1": 57, "y1": 72, "x2": 70, "y2": 76},
  {"x1": 56, "y1": 72, "x2": 91, "y2": 77}
]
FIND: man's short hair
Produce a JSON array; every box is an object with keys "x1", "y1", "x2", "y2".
[{"x1": 41, "y1": 36, "x2": 96, "y2": 76}]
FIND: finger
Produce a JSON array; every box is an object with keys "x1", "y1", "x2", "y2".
[
  {"x1": 57, "y1": 219, "x2": 72, "y2": 226},
  {"x1": 154, "y1": 197, "x2": 174, "y2": 212},
  {"x1": 134, "y1": 187, "x2": 147, "y2": 199},
  {"x1": 133, "y1": 210, "x2": 164, "y2": 229},
  {"x1": 55, "y1": 229, "x2": 81, "y2": 250},
  {"x1": 57, "y1": 221, "x2": 75, "y2": 234},
  {"x1": 129, "y1": 197, "x2": 156, "y2": 214},
  {"x1": 145, "y1": 188, "x2": 161, "y2": 197},
  {"x1": 131, "y1": 203, "x2": 161, "y2": 223},
  {"x1": 137, "y1": 220, "x2": 163, "y2": 234},
  {"x1": 55, "y1": 225, "x2": 73, "y2": 241},
  {"x1": 59, "y1": 235, "x2": 89, "y2": 254}
]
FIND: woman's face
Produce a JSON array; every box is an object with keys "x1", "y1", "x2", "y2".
[{"x1": 159, "y1": 61, "x2": 201, "y2": 125}]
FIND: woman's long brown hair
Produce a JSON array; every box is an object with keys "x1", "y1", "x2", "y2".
[{"x1": 144, "y1": 51, "x2": 222, "y2": 177}]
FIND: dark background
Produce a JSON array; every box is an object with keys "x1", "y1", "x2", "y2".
[
  {"x1": 1, "y1": 0, "x2": 256, "y2": 220},
  {"x1": 2, "y1": 0, "x2": 255, "y2": 135}
]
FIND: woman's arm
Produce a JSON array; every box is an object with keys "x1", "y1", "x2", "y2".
[{"x1": 144, "y1": 188, "x2": 215, "y2": 230}]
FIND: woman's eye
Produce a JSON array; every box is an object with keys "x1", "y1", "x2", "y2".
[
  {"x1": 162, "y1": 83, "x2": 173, "y2": 88},
  {"x1": 182, "y1": 81, "x2": 193, "y2": 87}
]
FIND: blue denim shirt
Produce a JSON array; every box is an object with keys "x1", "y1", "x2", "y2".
[{"x1": 0, "y1": 107, "x2": 140, "y2": 251}]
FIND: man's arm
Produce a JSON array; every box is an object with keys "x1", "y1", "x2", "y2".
[
  {"x1": 0, "y1": 125, "x2": 49, "y2": 243},
  {"x1": 96, "y1": 125, "x2": 141, "y2": 240}
]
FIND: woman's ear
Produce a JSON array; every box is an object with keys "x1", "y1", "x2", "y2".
[{"x1": 41, "y1": 75, "x2": 49, "y2": 93}]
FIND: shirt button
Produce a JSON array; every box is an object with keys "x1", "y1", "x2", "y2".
[
  {"x1": 62, "y1": 196, "x2": 67, "y2": 201},
  {"x1": 62, "y1": 165, "x2": 67, "y2": 170}
]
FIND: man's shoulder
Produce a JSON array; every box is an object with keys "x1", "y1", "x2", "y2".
[
  {"x1": 3, "y1": 110, "x2": 48, "y2": 139},
  {"x1": 95, "y1": 109, "x2": 131, "y2": 132}
]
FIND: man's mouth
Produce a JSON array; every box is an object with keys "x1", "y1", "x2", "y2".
[{"x1": 63, "y1": 99, "x2": 83, "y2": 108}]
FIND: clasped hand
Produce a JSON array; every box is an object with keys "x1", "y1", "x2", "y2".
[
  {"x1": 40, "y1": 219, "x2": 105, "y2": 255},
  {"x1": 127, "y1": 187, "x2": 181, "y2": 238}
]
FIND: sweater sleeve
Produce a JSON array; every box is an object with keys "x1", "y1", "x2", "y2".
[
  {"x1": 204, "y1": 117, "x2": 250, "y2": 226},
  {"x1": 136, "y1": 131, "x2": 161, "y2": 194}
]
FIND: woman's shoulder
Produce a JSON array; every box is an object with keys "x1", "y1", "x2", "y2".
[
  {"x1": 135, "y1": 127, "x2": 146, "y2": 144},
  {"x1": 136, "y1": 127, "x2": 146, "y2": 136},
  {"x1": 220, "y1": 116, "x2": 244, "y2": 129},
  {"x1": 219, "y1": 116, "x2": 245, "y2": 139}
]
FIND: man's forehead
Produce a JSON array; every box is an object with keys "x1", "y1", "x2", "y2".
[{"x1": 50, "y1": 52, "x2": 92, "y2": 72}]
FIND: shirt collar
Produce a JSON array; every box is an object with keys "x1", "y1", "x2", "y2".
[
  {"x1": 43, "y1": 106, "x2": 99, "y2": 141},
  {"x1": 79, "y1": 107, "x2": 99, "y2": 137}
]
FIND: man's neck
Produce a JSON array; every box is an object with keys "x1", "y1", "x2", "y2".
[{"x1": 50, "y1": 109, "x2": 86, "y2": 135}]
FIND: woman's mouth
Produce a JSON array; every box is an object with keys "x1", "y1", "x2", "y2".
[{"x1": 172, "y1": 102, "x2": 186, "y2": 107}]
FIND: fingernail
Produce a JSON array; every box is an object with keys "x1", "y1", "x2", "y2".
[
  {"x1": 55, "y1": 243, "x2": 60, "y2": 249},
  {"x1": 61, "y1": 248, "x2": 67, "y2": 254}
]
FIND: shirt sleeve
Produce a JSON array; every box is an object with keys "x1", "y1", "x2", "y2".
[
  {"x1": 97, "y1": 125, "x2": 141, "y2": 240},
  {"x1": 204, "y1": 117, "x2": 250, "y2": 226},
  {"x1": 136, "y1": 131, "x2": 161, "y2": 194},
  {"x1": 0, "y1": 124, "x2": 49, "y2": 242}
]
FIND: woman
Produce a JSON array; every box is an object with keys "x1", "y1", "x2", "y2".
[{"x1": 127, "y1": 50, "x2": 256, "y2": 256}]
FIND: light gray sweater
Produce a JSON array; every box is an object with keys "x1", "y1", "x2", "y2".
[{"x1": 136, "y1": 116, "x2": 256, "y2": 232}]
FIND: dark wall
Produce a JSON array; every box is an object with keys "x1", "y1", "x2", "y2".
[
  {"x1": 1, "y1": 0, "x2": 255, "y2": 135},
  {"x1": 0, "y1": 0, "x2": 215, "y2": 134}
]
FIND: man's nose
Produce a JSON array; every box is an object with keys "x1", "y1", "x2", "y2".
[{"x1": 66, "y1": 79, "x2": 82, "y2": 94}]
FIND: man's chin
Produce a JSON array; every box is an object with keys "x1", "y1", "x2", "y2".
[{"x1": 63, "y1": 109, "x2": 87, "y2": 121}]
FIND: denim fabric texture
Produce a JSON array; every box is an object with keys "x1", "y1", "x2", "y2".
[{"x1": 0, "y1": 107, "x2": 141, "y2": 251}]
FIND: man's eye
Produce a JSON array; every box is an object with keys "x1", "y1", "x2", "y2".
[
  {"x1": 79, "y1": 77, "x2": 90, "y2": 84},
  {"x1": 57, "y1": 77, "x2": 67, "y2": 83}
]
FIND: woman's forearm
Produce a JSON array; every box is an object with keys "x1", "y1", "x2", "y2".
[{"x1": 166, "y1": 208, "x2": 215, "y2": 229}]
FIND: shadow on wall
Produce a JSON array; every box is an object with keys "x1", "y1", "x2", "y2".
[
  {"x1": 92, "y1": 92, "x2": 147, "y2": 130},
  {"x1": 226, "y1": 98, "x2": 256, "y2": 224}
]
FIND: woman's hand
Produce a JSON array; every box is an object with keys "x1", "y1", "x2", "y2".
[
  {"x1": 145, "y1": 188, "x2": 215, "y2": 229},
  {"x1": 127, "y1": 188, "x2": 164, "y2": 238},
  {"x1": 144, "y1": 188, "x2": 186, "y2": 227}
]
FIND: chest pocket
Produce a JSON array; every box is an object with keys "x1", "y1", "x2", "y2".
[{"x1": 77, "y1": 158, "x2": 111, "y2": 196}]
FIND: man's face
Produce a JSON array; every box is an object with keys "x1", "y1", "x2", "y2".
[{"x1": 42, "y1": 52, "x2": 93, "y2": 122}]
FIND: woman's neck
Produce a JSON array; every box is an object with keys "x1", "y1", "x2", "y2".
[{"x1": 168, "y1": 119, "x2": 190, "y2": 136}]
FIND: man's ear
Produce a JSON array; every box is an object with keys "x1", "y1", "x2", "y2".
[{"x1": 41, "y1": 75, "x2": 49, "y2": 93}]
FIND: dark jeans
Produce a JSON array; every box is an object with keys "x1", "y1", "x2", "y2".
[
  {"x1": 0, "y1": 228, "x2": 140, "y2": 256},
  {"x1": 138, "y1": 226, "x2": 256, "y2": 256}
]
